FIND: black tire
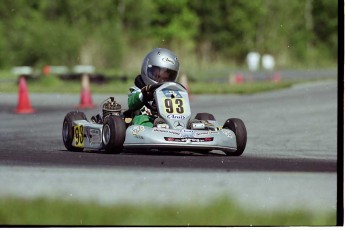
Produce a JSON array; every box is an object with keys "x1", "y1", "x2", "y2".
[
  {"x1": 102, "y1": 116, "x2": 126, "y2": 154},
  {"x1": 195, "y1": 113, "x2": 215, "y2": 121},
  {"x1": 62, "y1": 111, "x2": 87, "y2": 152},
  {"x1": 223, "y1": 118, "x2": 247, "y2": 156}
]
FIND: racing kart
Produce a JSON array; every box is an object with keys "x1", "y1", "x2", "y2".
[{"x1": 62, "y1": 82, "x2": 247, "y2": 156}]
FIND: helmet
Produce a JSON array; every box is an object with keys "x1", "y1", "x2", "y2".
[{"x1": 141, "y1": 48, "x2": 179, "y2": 85}]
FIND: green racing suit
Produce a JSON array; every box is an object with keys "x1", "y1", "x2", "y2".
[{"x1": 128, "y1": 86, "x2": 155, "y2": 127}]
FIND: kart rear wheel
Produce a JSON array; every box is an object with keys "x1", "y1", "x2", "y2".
[
  {"x1": 62, "y1": 111, "x2": 87, "y2": 152},
  {"x1": 195, "y1": 113, "x2": 215, "y2": 121},
  {"x1": 102, "y1": 116, "x2": 126, "y2": 154},
  {"x1": 223, "y1": 118, "x2": 247, "y2": 156}
]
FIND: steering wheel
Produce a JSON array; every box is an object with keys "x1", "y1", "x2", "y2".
[{"x1": 143, "y1": 83, "x2": 164, "y2": 112}]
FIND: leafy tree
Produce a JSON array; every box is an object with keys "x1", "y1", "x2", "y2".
[
  {"x1": 0, "y1": 0, "x2": 338, "y2": 70},
  {"x1": 312, "y1": 0, "x2": 338, "y2": 60},
  {"x1": 189, "y1": 0, "x2": 266, "y2": 63}
]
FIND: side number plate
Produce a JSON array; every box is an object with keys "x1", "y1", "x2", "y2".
[{"x1": 74, "y1": 125, "x2": 84, "y2": 147}]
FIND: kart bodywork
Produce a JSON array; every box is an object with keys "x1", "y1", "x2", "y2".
[{"x1": 62, "y1": 82, "x2": 247, "y2": 156}]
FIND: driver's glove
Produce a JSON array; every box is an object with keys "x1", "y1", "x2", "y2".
[{"x1": 141, "y1": 85, "x2": 153, "y2": 101}]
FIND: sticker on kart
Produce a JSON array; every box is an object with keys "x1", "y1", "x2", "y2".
[
  {"x1": 74, "y1": 125, "x2": 84, "y2": 147},
  {"x1": 162, "y1": 98, "x2": 185, "y2": 115},
  {"x1": 164, "y1": 137, "x2": 214, "y2": 142}
]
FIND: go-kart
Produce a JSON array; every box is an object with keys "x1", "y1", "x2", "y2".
[{"x1": 62, "y1": 82, "x2": 247, "y2": 156}]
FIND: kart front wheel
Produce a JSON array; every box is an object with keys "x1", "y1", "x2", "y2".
[
  {"x1": 62, "y1": 111, "x2": 87, "y2": 152},
  {"x1": 102, "y1": 116, "x2": 126, "y2": 154},
  {"x1": 223, "y1": 118, "x2": 247, "y2": 156}
]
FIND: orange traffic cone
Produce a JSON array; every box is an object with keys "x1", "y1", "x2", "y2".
[
  {"x1": 42, "y1": 65, "x2": 51, "y2": 76},
  {"x1": 235, "y1": 73, "x2": 244, "y2": 84},
  {"x1": 272, "y1": 72, "x2": 281, "y2": 83},
  {"x1": 16, "y1": 76, "x2": 35, "y2": 114},
  {"x1": 78, "y1": 74, "x2": 95, "y2": 108},
  {"x1": 179, "y1": 73, "x2": 191, "y2": 99}
]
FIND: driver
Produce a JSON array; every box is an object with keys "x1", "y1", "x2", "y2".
[{"x1": 128, "y1": 48, "x2": 180, "y2": 127}]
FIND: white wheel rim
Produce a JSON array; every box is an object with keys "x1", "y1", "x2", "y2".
[{"x1": 102, "y1": 124, "x2": 111, "y2": 145}]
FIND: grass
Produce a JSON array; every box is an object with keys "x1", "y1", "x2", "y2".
[
  {"x1": 0, "y1": 196, "x2": 336, "y2": 226},
  {"x1": 0, "y1": 74, "x2": 304, "y2": 95},
  {"x1": 189, "y1": 81, "x2": 295, "y2": 94}
]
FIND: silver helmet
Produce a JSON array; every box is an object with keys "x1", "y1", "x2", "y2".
[{"x1": 141, "y1": 48, "x2": 180, "y2": 85}]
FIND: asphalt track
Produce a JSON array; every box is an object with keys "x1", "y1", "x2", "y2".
[{"x1": 0, "y1": 80, "x2": 339, "y2": 213}]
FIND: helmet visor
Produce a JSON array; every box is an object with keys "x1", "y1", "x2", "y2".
[{"x1": 147, "y1": 65, "x2": 178, "y2": 83}]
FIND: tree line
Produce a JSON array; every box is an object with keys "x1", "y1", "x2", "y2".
[{"x1": 0, "y1": 0, "x2": 338, "y2": 73}]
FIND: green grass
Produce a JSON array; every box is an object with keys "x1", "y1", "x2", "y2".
[
  {"x1": 189, "y1": 81, "x2": 295, "y2": 94},
  {"x1": 0, "y1": 74, "x2": 304, "y2": 95},
  {"x1": 0, "y1": 196, "x2": 336, "y2": 226}
]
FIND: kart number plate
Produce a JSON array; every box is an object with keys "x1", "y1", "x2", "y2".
[
  {"x1": 74, "y1": 125, "x2": 84, "y2": 147},
  {"x1": 163, "y1": 98, "x2": 185, "y2": 114}
]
